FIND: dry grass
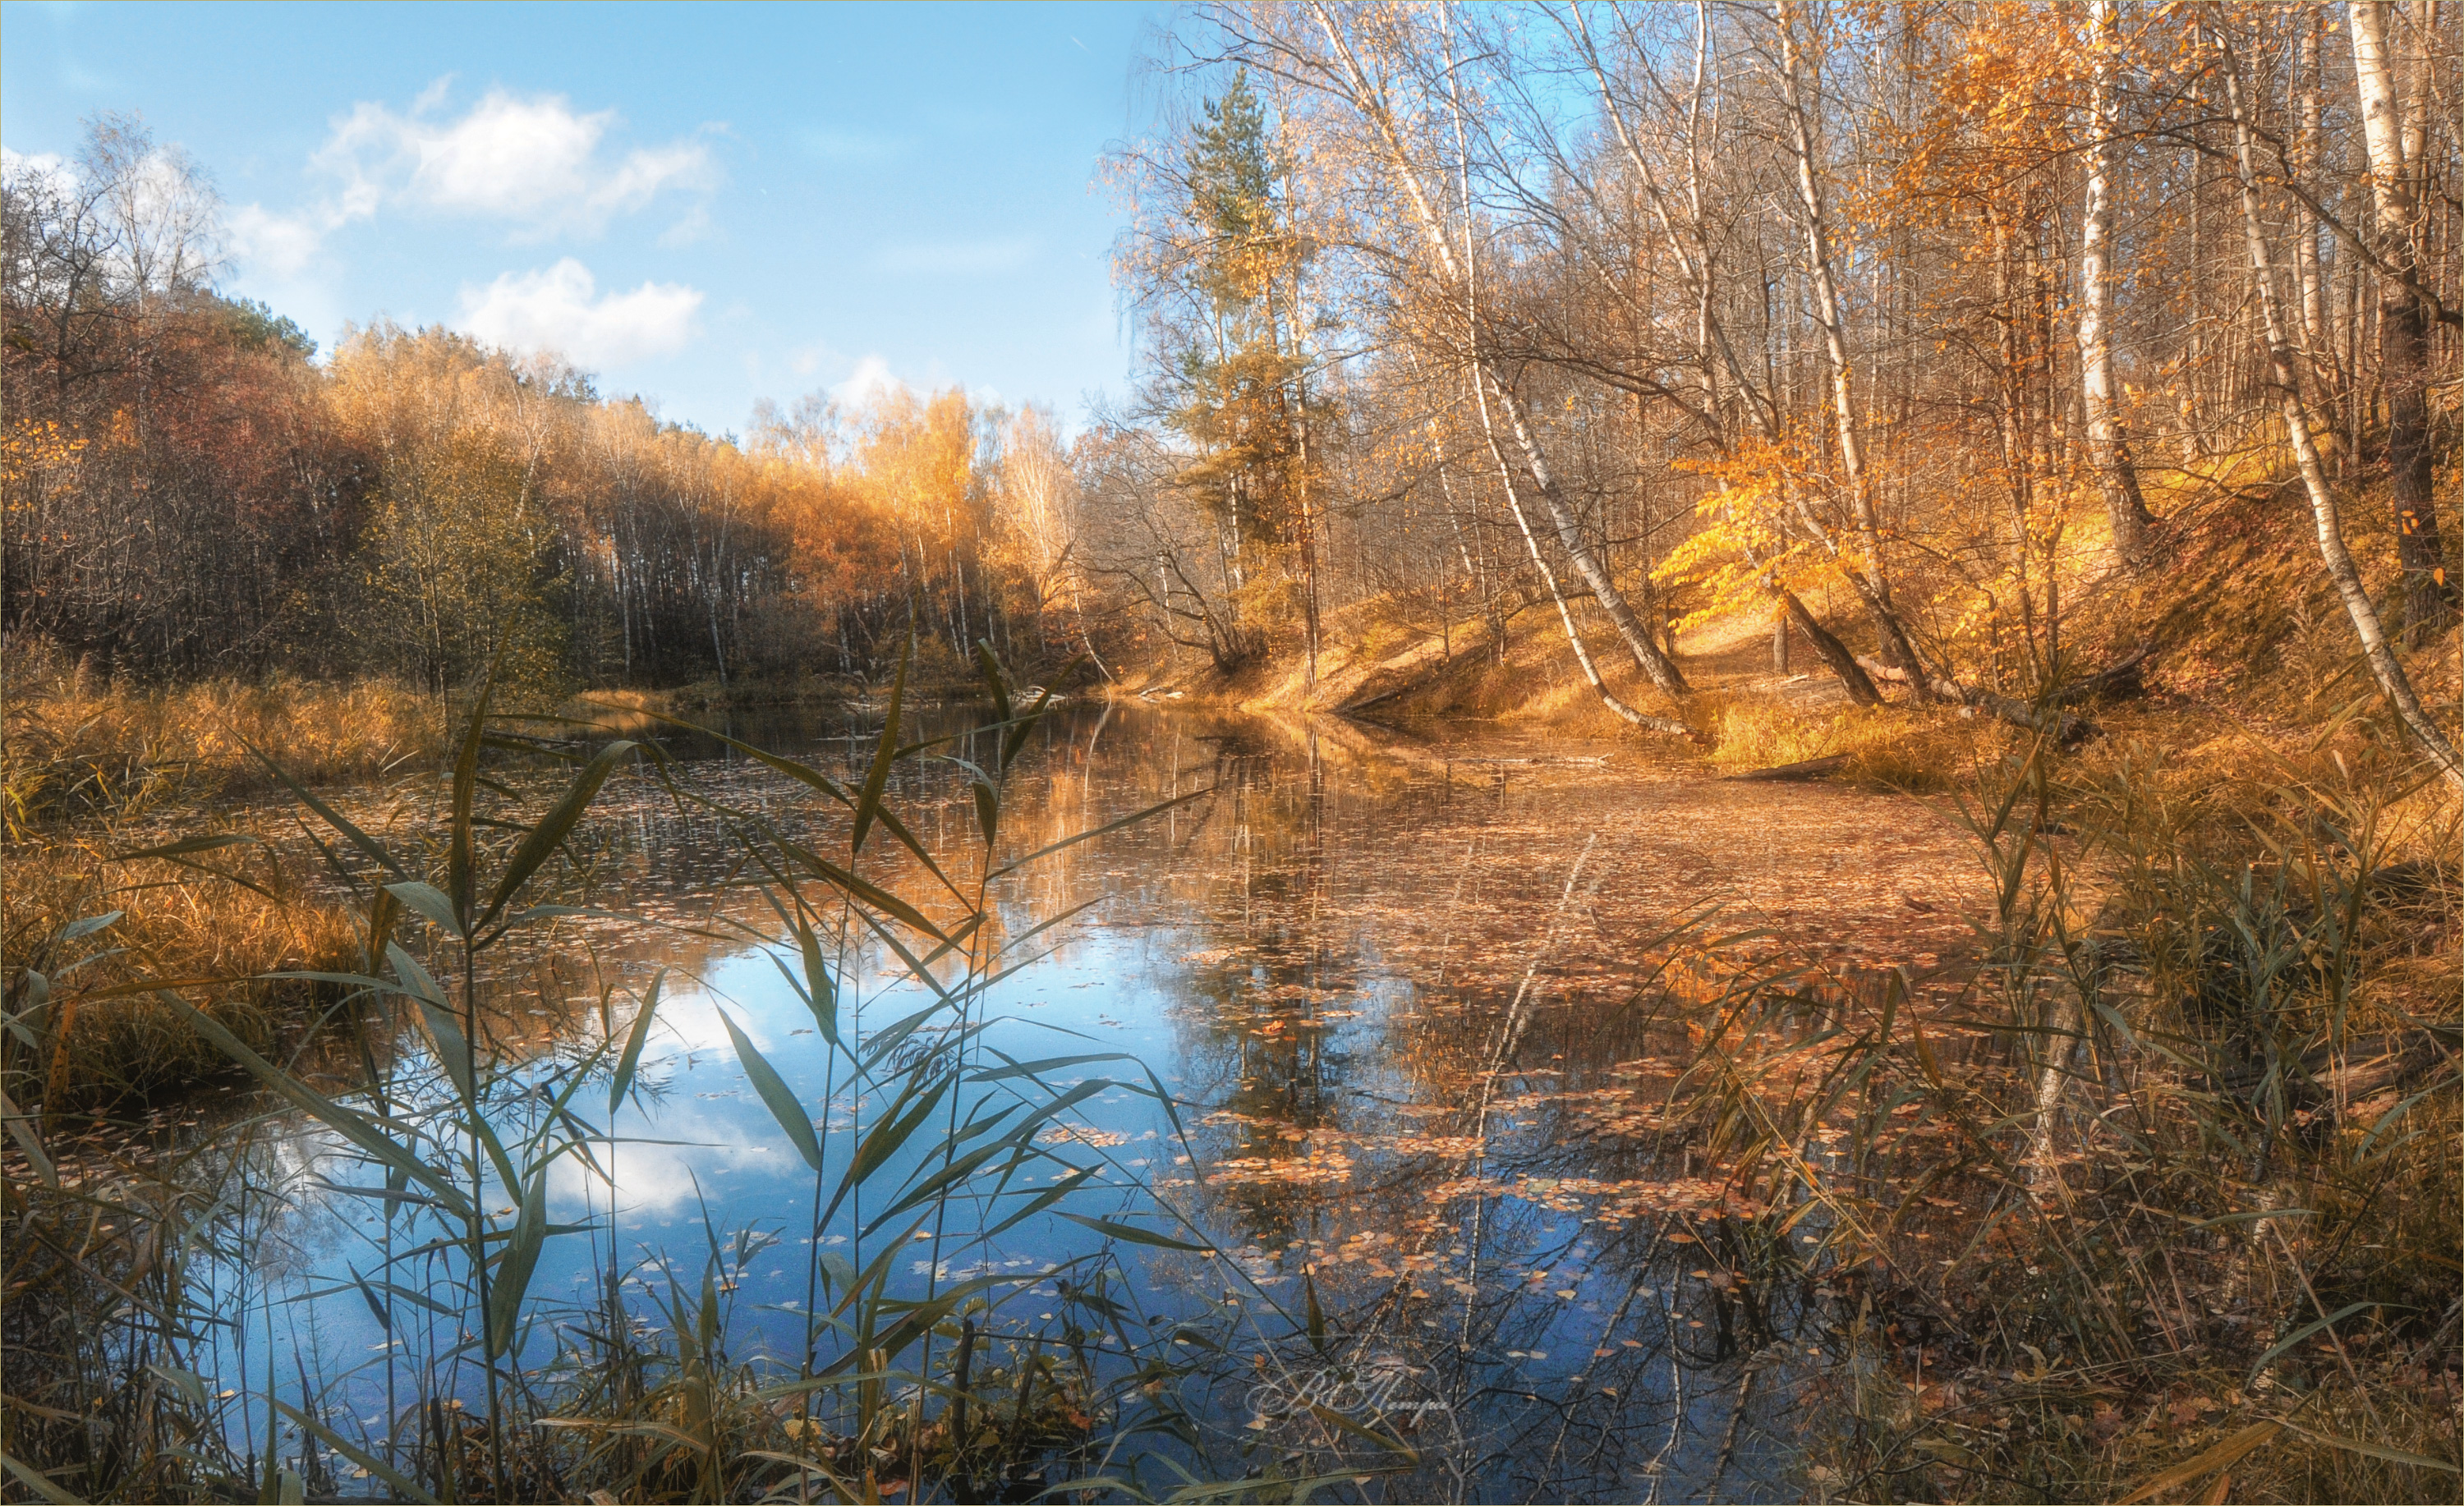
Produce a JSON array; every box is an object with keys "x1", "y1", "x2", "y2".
[
  {"x1": 1722, "y1": 723, "x2": 2464, "y2": 1504},
  {"x1": 2, "y1": 667, "x2": 1212, "y2": 1505},
  {"x1": 2, "y1": 835, "x2": 366, "y2": 1109},
  {"x1": 3, "y1": 649, "x2": 444, "y2": 833}
]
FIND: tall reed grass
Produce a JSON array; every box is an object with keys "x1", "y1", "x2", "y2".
[
  {"x1": 0, "y1": 644, "x2": 1312, "y2": 1504},
  {"x1": 4, "y1": 634, "x2": 2453, "y2": 1503}
]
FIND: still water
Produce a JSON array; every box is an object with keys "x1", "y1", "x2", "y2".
[{"x1": 200, "y1": 701, "x2": 1988, "y2": 1502}]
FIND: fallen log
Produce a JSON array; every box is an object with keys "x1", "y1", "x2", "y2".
[
  {"x1": 1852, "y1": 645, "x2": 2158, "y2": 744},
  {"x1": 2211, "y1": 1026, "x2": 2462, "y2": 1124},
  {"x1": 1962, "y1": 691, "x2": 2094, "y2": 744},
  {"x1": 1722, "y1": 754, "x2": 1850, "y2": 783},
  {"x1": 2048, "y1": 643, "x2": 2154, "y2": 706}
]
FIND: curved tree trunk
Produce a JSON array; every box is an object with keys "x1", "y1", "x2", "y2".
[
  {"x1": 1775, "y1": 2, "x2": 1934, "y2": 700},
  {"x1": 2224, "y1": 30, "x2": 2464, "y2": 794},
  {"x1": 1783, "y1": 590, "x2": 1883, "y2": 705},
  {"x1": 1578, "y1": 9, "x2": 1874, "y2": 707},
  {"x1": 1482, "y1": 396, "x2": 1693, "y2": 738},
  {"x1": 1480, "y1": 368, "x2": 1690, "y2": 698},
  {"x1": 1313, "y1": 1, "x2": 1689, "y2": 702}
]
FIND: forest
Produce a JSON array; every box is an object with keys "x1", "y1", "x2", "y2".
[
  {"x1": 2, "y1": 2, "x2": 2461, "y2": 1504},
  {"x1": 7, "y1": 2, "x2": 2462, "y2": 751},
  {"x1": 3, "y1": 114, "x2": 1090, "y2": 700}
]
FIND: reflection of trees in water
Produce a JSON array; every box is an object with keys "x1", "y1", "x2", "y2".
[{"x1": 1115, "y1": 715, "x2": 1809, "y2": 1500}]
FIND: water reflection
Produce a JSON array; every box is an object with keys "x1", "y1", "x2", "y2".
[{"x1": 194, "y1": 701, "x2": 1988, "y2": 1502}]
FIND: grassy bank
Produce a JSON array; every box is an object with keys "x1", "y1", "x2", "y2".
[
  {"x1": 2, "y1": 836, "x2": 367, "y2": 1113},
  {"x1": 1708, "y1": 729, "x2": 2462, "y2": 1503},
  {"x1": 1098, "y1": 483, "x2": 2464, "y2": 1501},
  {"x1": 3, "y1": 654, "x2": 448, "y2": 835}
]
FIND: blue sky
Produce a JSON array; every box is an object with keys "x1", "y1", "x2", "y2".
[{"x1": 0, "y1": 1, "x2": 1169, "y2": 433}]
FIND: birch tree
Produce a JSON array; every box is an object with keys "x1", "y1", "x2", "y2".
[
  {"x1": 2220, "y1": 22, "x2": 2462, "y2": 792},
  {"x1": 2077, "y1": 0, "x2": 2158, "y2": 570},
  {"x1": 2348, "y1": 0, "x2": 2455, "y2": 640},
  {"x1": 1261, "y1": 1, "x2": 1692, "y2": 703},
  {"x1": 1771, "y1": 1, "x2": 1933, "y2": 696}
]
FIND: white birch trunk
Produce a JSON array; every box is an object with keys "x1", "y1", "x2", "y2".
[
  {"x1": 1773, "y1": 2, "x2": 1933, "y2": 695},
  {"x1": 2078, "y1": 0, "x2": 2156, "y2": 569},
  {"x1": 2348, "y1": 0, "x2": 2454, "y2": 636},
  {"x1": 1312, "y1": 1, "x2": 1690, "y2": 700},
  {"x1": 2223, "y1": 31, "x2": 2464, "y2": 794}
]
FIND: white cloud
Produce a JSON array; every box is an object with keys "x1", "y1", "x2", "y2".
[
  {"x1": 319, "y1": 86, "x2": 713, "y2": 234},
  {"x1": 872, "y1": 236, "x2": 1037, "y2": 277},
  {"x1": 227, "y1": 83, "x2": 716, "y2": 275},
  {"x1": 830, "y1": 354, "x2": 900, "y2": 407},
  {"x1": 0, "y1": 147, "x2": 74, "y2": 196},
  {"x1": 228, "y1": 203, "x2": 330, "y2": 278},
  {"x1": 456, "y1": 259, "x2": 703, "y2": 368}
]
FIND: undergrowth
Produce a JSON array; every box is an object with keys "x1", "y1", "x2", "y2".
[{"x1": 1670, "y1": 727, "x2": 2462, "y2": 1504}]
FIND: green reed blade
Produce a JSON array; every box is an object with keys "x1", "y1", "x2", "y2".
[
  {"x1": 272, "y1": 1401, "x2": 439, "y2": 1505},
  {"x1": 867, "y1": 1139, "x2": 1021, "y2": 1235},
  {"x1": 853, "y1": 640, "x2": 909, "y2": 856},
  {"x1": 115, "y1": 833, "x2": 257, "y2": 861},
  {"x1": 820, "y1": 1070, "x2": 955, "y2": 1233},
  {"x1": 346, "y1": 1265, "x2": 391, "y2": 1334},
  {"x1": 718, "y1": 1006, "x2": 823, "y2": 1173},
  {"x1": 385, "y1": 880, "x2": 464, "y2": 939},
  {"x1": 975, "y1": 639, "x2": 1012, "y2": 725},
  {"x1": 607, "y1": 969, "x2": 668, "y2": 1118},
  {"x1": 983, "y1": 1165, "x2": 1097, "y2": 1239},
  {"x1": 487, "y1": 1164, "x2": 550, "y2": 1359},
  {"x1": 771, "y1": 835, "x2": 951, "y2": 944},
  {"x1": 166, "y1": 994, "x2": 473, "y2": 1221},
  {"x1": 447, "y1": 656, "x2": 501, "y2": 927},
  {"x1": 1001, "y1": 658, "x2": 1080, "y2": 772},
  {"x1": 237, "y1": 734, "x2": 407, "y2": 878},
  {"x1": 987, "y1": 785, "x2": 1215, "y2": 879},
  {"x1": 1058, "y1": 1212, "x2": 1211, "y2": 1253},
  {"x1": 479, "y1": 738, "x2": 637, "y2": 930},
  {"x1": 791, "y1": 910, "x2": 839, "y2": 1047},
  {"x1": 0, "y1": 1449, "x2": 81, "y2": 1504}
]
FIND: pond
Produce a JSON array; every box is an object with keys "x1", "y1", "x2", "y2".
[{"x1": 177, "y1": 700, "x2": 1993, "y2": 1503}]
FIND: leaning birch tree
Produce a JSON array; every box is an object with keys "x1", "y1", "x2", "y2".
[{"x1": 2220, "y1": 22, "x2": 2463, "y2": 793}]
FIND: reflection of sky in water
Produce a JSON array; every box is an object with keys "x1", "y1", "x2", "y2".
[{"x1": 195, "y1": 704, "x2": 1989, "y2": 1500}]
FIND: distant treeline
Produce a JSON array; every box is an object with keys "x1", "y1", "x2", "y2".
[{"x1": 2, "y1": 118, "x2": 1094, "y2": 695}]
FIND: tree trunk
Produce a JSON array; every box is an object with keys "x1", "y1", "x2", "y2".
[
  {"x1": 1578, "y1": 7, "x2": 1882, "y2": 706},
  {"x1": 1784, "y1": 590, "x2": 1882, "y2": 705},
  {"x1": 2349, "y1": 0, "x2": 2456, "y2": 641},
  {"x1": 1775, "y1": 1, "x2": 1933, "y2": 696},
  {"x1": 2295, "y1": 12, "x2": 2337, "y2": 397},
  {"x1": 2224, "y1": 30, "x2": 2463, "y2": 794},
  {"x1": 1473, "y1": 371, "x2": 1693, "y2": 737},
  {"x1": 1483, "y1": 368, "x2": 1690, "y2": 697},
  {"x1": 2079, "y1": 0, "x2": 2157, "y2": 569},
  {"x1": 1317, "y1": 1, "x2": 1689, "y2": 700}
]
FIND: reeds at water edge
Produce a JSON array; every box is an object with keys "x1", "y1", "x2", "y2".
[{"x1": 2, "y1": 644, "x2": 1310, "y2": 1504}]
